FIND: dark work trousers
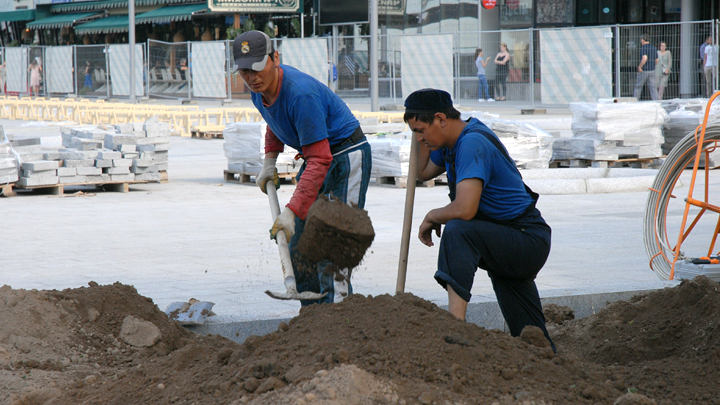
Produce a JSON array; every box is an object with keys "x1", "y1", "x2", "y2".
[{"x1": 434, "y1": 208, "x2": 555, "y2": 350}]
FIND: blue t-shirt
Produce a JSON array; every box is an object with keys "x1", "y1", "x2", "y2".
[
  {"x1": 430, "y1": 118, "x2": 532, "y2": 221},
  {"x1": 641, "y1": 43, "x2": 657, "y2": 71},
  {"x1": 251, "y1": 65, "x2": 359, "y2": 151}
]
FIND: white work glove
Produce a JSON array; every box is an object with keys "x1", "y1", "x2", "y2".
[
  {"x1": 256, "y1": 157, "x2": 279, "y2": 194},
  {"x1": 270, "y1": 207, "x2": 296, "y2": 241}
]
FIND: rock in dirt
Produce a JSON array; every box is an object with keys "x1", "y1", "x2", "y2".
[
  {"x1": 519, "y1": 325, "x2": 552, "y2": 349},
  {"x1": 119, "y1": 315, "x2": 161, "y2": 347},
  {"x1": 543, "y1": 303, "x2": 575, "y2": 324},
  {"x1": 249, "y1": 364, "x2": 398, "y2": 405},
  {"x1": 296, "y1": 196, "x2": 375, "y2": 270}
]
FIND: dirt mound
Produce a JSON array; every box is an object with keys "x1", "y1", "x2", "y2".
[
  {"x1": 553, "y1": 276, "x2": 720, "y2": 364},
  {"x1": 1, "y1": 277, "x2": 720, "y2": 405}
]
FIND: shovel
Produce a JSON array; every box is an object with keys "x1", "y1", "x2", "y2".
[
  {"x1": 164, "y1": 300, "x2": 215, "y2": 325},
  {"x1": 266, "y1": 184, "x2": 327, "y2": 301}
]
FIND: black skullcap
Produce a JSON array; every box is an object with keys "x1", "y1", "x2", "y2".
[{"x1": 404, "y1": 88, "x2": 453, "y2": 113}]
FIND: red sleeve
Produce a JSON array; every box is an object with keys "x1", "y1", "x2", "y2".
[
  {"x1": 264, "y1": 126, "x2": 285, "y2": 154},
  {"x1": 286, "y1": 139, "x2": 332, "y2": 220}
]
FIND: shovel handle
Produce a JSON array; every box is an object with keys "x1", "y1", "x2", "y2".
[
  {"x1": 267, "y1": 186, "x2": 298, "y2": 293},
  {"x1": 396, "y1": 136, "x2": 419, "y2": 294}
]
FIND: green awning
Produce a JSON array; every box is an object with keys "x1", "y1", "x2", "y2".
[
  {"x1": 0, "y1": 9, "x2": 36, "y2": 22},
  {"x1": 136, "y1": 3, "x2": 207, "y2": 24},
  {"x1": 74, "y1": 15, "x2": 130, "y2": 35},
  {"x1": 50, "y1": 0, "x2": 186, "y2": 13},
  {"x1": 27, "y1": 12, "x2": 101, "y2": 30},
  {"x1": 50, "y1": 0, "x2": 126, "y2": 13}
]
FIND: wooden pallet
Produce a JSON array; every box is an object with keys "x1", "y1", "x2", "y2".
[
  {"x1": 224, "y1": 170, "x2": 298, "y2": 185},
  {"x1": 1, "y1": 183, "x2": 16, "y2": 197},
  {"x1": 375, "y1": 176, "x2": 436, "y2": 189},
  {"x1": 191, "y1": 125, "x2": 225, "y2": 140},
  {"x1": 13, "y1": 179, "x2": 160, "y2": 196}
]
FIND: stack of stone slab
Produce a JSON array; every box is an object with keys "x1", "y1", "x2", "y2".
[
  {"x1": 358, "y1": 117, "x2": 407, "y2": 135},
  {"x1": 0, "y1": 140, "x2": 19, "y2": 184},
  {"x1": 223, "y1": 122, "x2": 299, "y2": 176},
  {"x1": 11, "y1": 120, "x2": 169, "y2": 188},
  {"x1": 562, "y1": 102, "x2": 668, "y2": 161},
  {"x1": 19, "y1": 160, "x2": 60, "y2": 186}
]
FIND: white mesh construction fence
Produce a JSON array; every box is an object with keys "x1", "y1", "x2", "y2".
[
  {"x1": 401, "y1": 34, "x2": 454, "y2": 99},
  {"x1": 280, "y1": 38, "x2": 329, "y2": 86},
  {"x1": 5, "y1": 48, "x2": 27, "y2": 94},
  {"x1": 46, "y1": 46, "x2": 74, "y2": 94},
  {"x1": 108, "y1": 44, "x2": 145, "y2": 97},
  {"x1": 191, "y1": 41, "x2": 227, "y2": 99},
  {"x1": 540, "y1": 27, "x2": 613, "y2": 104}
]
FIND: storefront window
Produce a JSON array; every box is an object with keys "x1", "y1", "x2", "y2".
[
  {"x1": 535, "y1": 0, "x2": 574, "y2": 26},
  {"x1": 500, "y1": 0, "x2": 533, "y2": 28}
]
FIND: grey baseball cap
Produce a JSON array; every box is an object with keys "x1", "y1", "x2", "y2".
[{"x1": 233, "y1": 30, "x2": 273, "y2": 72}]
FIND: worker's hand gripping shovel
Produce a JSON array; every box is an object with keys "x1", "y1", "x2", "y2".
[{"x1": 265, "y1": 183, "x2": 327, "y2": 301}]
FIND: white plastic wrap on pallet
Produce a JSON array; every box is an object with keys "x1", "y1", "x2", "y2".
[
  {"x1": 570, "y1": 102, "x2": 668, "y2": 141},
  {"x1": 486, "y1": 120, "x2": 555, "y2": 169},
  {"x1": 0, "y1": 141, "x2": 20, "y2": 183},
  {"x1": 223, "y1": 122, "x2": 299, "y2": 175},
  {"x1": 368, "y1": 134, "x2": 411, "y2": 178}
]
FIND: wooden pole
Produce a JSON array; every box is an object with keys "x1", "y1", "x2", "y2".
[{"x1": 396, "y1": 136, "x2": 418, "y2": 294}]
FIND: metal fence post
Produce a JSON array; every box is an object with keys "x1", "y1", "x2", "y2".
[
  {"x1": 614, "y1": 24, "x2": 621, "y2": 98},
  {"x1": 73, "y1": 45, "x2": 78, "y2": 97},
  {"x1": 187, "y1": 42, "x2": 191, "y2": 100},
  {"x1": 226, "y1": 40, "x2": 232, "y2": 101},
  {"x1": 105, "y1": 45, "x2": 110, "y2": 99},
  {"x1": 529, "y1": 28, "x2": 535, "y2": 106},
  {"x1": 42, "y1": 47, "x2": 47, "y2": 97}
]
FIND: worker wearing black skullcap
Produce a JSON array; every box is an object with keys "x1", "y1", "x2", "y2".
[{"x1": 403, "y1": 88, "x2": 555, "y2": 351}]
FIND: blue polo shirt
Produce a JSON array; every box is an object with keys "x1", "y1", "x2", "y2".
[
  {"x1": 251, "y1": 65, "x2": 359, "y2": 151},
  {"x1": 430, "y1": 118, "x2": 532, "y2": 221},
  {"x1": 641, "y1": 43, "x2": 657, "y2": 71}
]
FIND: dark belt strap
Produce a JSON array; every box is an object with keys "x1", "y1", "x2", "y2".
[{"x1": 330, "y1": 126, "x2": 365, "y2": 155}]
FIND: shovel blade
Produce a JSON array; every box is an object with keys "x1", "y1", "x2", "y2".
[{"x1": 265, "y1": 289, "x2": 327, "y2": 301}]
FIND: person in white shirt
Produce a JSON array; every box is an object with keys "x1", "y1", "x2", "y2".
[{"x1": 703, "y1": 37, "x2": 717, "y2": 98}]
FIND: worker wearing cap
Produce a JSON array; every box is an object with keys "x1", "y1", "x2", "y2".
[
  {"x1": 403, "y1": 88, "x2": 554, "y2": 350},
  {"x1": 233, "y1": 30, "x2": 372, "y2": 305}
]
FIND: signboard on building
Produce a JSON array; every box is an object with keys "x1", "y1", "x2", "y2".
[
  {"x1": 481, "y1": 0, "x2": 496, "y2": 9},
  {"x1": 535, "y1": 0, "x2": 574, "y2": 26},
  {"x1": 500, "y1": 0, "x2": 532, "y2": 28},
  {"x1": 379, "y1": 0, "x2": 406, "y2": 16},
  {"x1": 209, "y1": 0, "x2": 302, "y2": 13}
]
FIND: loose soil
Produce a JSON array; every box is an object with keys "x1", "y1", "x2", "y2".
[
  {"x1": 1, "y1": 276, "x2": 719, "y2": 405},
  {"x1": 296, "y1": 196, "x2": 375, "y2": 270}
]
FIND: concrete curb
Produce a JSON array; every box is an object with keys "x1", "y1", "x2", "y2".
[
  {"x1": 186, "y1": 287, "x2": 667, "y2": 344},
  {"x1": 520, "y1": 168, "x2": 670, "y2": 195}
]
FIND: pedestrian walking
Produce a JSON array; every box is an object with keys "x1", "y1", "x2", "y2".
[{"x1": 633, "y1": 34, "x2": 659, "y2": 101}]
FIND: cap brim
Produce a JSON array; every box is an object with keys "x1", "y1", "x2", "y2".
[{"x1": 233, "y1": 54, "x2": 269, "y2": 72}]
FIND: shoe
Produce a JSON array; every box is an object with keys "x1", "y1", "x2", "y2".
[
  {"x1": 487, "y1": 98, "x2": 495, "y2": 102},
  {"x1": 500, "y1": 97, "x2": 506, "y2": 101},
  {"x1": 478, "y1": 99, "x2": 485, "y2": 102}
]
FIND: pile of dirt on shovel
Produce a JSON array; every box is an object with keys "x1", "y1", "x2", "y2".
[{"x1": 1, "y1": 277, "x2": 720, "y2": 405}]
